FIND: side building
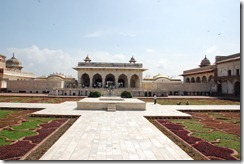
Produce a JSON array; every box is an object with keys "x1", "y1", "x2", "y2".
[
  {"x1": 181, "y1": 53, "x2": 240, "y2": 97},
  {"x1": 215, "y1": 53, "x2": 240, "y2": 96},
  {"x1": 0, "y1": 53, "x2": 36, "y2": 92},
  {"x1": 0, "y1": 53, "x2": 76, "y2": 94}
]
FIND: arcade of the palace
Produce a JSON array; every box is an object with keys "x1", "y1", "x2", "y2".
[{"x1": 0, "y1": 52, "x2": 240, "y2": 97}]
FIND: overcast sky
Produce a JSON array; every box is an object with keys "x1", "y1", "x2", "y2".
[{"x1": 0, "y1": 0, "x2": 240, "y2": 80}]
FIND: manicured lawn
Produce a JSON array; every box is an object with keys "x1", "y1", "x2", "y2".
[
  {"x1": 140, "y1": 98, "x2": 240, "y2": 105},
  {"x1": 0, "y1": 96, "x2": 82, "y2": 103}
]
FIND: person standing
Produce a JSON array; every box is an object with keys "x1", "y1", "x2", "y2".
[{"x1": 154, "y1": 94, "x2": 157, "y2": 104}]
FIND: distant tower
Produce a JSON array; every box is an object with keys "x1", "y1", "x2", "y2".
[
  {"x1": 84, "y1": 55, "x2": 91, "y2": 63},
  {"x1": 129, "y1": 56, "x2": 136, "y2": 64}
]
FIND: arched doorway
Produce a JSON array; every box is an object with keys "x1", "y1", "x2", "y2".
[
  {"x1": 234, "y1": 81, "x2": 240, "y2": 96},
  {"x1": 118, "y1": 74, "x2": 128, "y2": 88},
  {"x1": 196, "y1": 76, "x2": 201, "y2": 83},
  {"x1": 130, "y1": 74, "x2": 139, "y2": 88},
  {"x1": 217, "y1": 83, "x2": 222, "y2": 93},
  {"x1": 105, "y1": 74, "x2": 115, "y2": 87},
  {"x1": 208, "y1": 75, "x2": 213, "y2": 82},
  {"x1": 191, "y1": 77, "x2": 195, "y2": 83},
  {"x1": 92, "y1": 73, "x2": 102, "y2": 88},
  {"x1": 186, "y1": 78, "x2": 190, "y2": 83},
  {"x1": 202, "y1": 76, "x2": 207, "y2": 83},
  {"x1": 81, "y1": 73, "x2": 90, "y2": 87}
]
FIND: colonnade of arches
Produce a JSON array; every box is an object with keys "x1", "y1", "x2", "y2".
[
  {"x1": 185, "y1": 75, "x2": 214, "y2": 83},
  {"x1": 80, "y1": 73, "x2": 140, "y2": 88}
]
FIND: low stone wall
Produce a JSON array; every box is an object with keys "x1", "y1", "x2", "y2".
[{"x1": 77, "y1": 97, "x2": 146, "y2": 111}]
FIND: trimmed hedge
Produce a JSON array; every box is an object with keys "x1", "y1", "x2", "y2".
[
  {"x1": 88, "y1": 91, "x2": 101, "y2": 98},
  {"x1": 120, "y1": 91, "x2": 132, "y2": 98}
]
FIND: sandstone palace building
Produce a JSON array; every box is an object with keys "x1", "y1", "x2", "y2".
[
  {"x1": 0, "y1": 52, "x2": 240, "y2": 97},
  {"x1": 74, "y1": 56, "x2": 146, "y2": 89}
]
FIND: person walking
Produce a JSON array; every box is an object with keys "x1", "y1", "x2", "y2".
[{"x1": 154, "y1": 94, "x2": 157, "y2": 104}]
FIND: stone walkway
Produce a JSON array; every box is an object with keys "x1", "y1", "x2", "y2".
[{"x1": 0, "y1": 102, "x2": 240, "y2": 160}]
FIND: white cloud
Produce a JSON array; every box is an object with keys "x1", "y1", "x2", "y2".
[
  {"x1": 146, "y1": 48, "x2": 155, "y2": 53},
  {"x1": 120, "y1": 32, "x2": 136, "y2": 37},
  {"x1": 84, "y1": 30, "x2": 137, "y2": 38},
  {"x1": 84, "y1": 31, "x2": 104, "y2": 38},
  {"x1": 141, "y1": 53, "x2": 185, "y2": 80},
  {"x1": 87, "y1": 51, "x2": 128, "y2": 63},
  {"x1": 6, "y1": 46, "x2": 131, "y2": 78},
  {"x1": 205, "y1": 46, "x2": 216, "y2": 54},
  {"x1": 7, "y1": 45, "x2": 78, "y2": 78}
]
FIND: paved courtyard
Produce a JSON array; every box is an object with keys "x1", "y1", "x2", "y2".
[{"x1": 0, "y1": 101, "x2": 240, "y2": 160}]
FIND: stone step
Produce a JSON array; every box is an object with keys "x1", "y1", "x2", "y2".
[{"x1": 107, "y1": 104, "x2": 116, "y2": 112}]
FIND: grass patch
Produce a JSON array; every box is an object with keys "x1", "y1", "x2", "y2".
[
  {"x1": 172, "y1": 119, "x2": 212, "y2": 133},
  {"x1": 193, "y1": 131, "x2": 239, "y2": 142},
  {"x1": 0, "y1": 137, "x2": 12, "y2": 146},
  {"x1": 208, "y1": 113, "x2": 240, "y2": 124},
  {"x1": 0, "y1": 110, "x2": 17, "y2": 119},
  {"x1": 0, "y1": 130, "x2": 36, "y2": 140},
  {"x1": 12, "y1": 117, "x2": 55, "y2": 130}
]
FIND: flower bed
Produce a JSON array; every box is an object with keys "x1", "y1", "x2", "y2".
[
  {"x1": 157, "y1": 119, "x2": 238, "y2": 160},
  {"x1": 155, "y1": 112, "x2": 240, "y2": 160},
  {"x1": 192, "y1": 141, "x2": 236, "y2": 160},
  {"x1": 23, "y1": 118, "x2": 68, "y2": 144},
  {"x1": 0, "y1": 109, "x2": 72, "y2": 160},
  {"x1": 0, "y1": 118, "x2": 68, "y2": 160},
  {"x1": 0, "y1": 140, "x2": 36, "y2": 160}
]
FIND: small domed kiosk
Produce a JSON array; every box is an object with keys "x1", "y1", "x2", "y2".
[
  {"x1": 199, "y1": 55, "x2": 211, "y2": 67},
  {"x1": 6, "y1": 53, "x2": 23, "y2": 70}
]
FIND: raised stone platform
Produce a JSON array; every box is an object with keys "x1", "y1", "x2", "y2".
[{"x1": 77, "y1": 97, "x2": 146, "y2": 111}]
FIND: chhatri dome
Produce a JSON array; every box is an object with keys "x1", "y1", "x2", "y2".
[
  {"x1": 6, "y1": 53, "x2": 23, "y2": 70},
  {"x1": 129, "y1": 56, "x2": 136, "y2": 64},
  {"x1": 199, "y1": 55, "x2": 211, "y2": 67},
  {"x1": 84, "y1": 55, "x2": 91, "y2": 63}
]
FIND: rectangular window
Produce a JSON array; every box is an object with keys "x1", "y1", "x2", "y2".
[
  {"x1": 228, "y1": 70, "x2": 231, "y2": 76},
  {"x1": 236, "y1": 69, "x2": 239, "y2": 76}
]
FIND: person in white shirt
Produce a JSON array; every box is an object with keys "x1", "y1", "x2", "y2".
[{"x1": 154, "y1": 94, "x2": 157, "y2": 104}]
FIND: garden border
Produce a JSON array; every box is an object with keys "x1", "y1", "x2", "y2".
[
  {"x1": 21, "y1": 116, "x2": 79, "y2": 160},
  {"x1": 146, "y1": 117, "x2": 209, "y2": 160}
]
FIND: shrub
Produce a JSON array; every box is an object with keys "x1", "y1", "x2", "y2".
[
  {"x1": 88, "y1": 91, "x2": 101, "y2": 98},
  {"x1": 120, "y1": 91, "x2": 132, "y2": 98}
]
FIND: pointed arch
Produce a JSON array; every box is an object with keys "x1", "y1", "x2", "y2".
[
  {"x1": 130, "y1": 74, "x2": 140, "y2": 88},
  {"x1": 208, "y1": 75, "x2": 214, "y2": 82},
  {"x1": 118, "y1": 74, "x2": 128, "y2": 88},
  {"x1": 196, "y1": 76, "x2": 201, "y2": 83},
  {"x1": 81, "y1": 73, "x2": 90, "y2": 87},
  {"x1": 202, "y1": 76, "x2": 207, "y2": 83},
  {"x1": 186, "y1": 78, "x2": 190, "y2": 83},
  {"x1": 105, "y1": 74, "x2": 115, "y2": 87},
  {"x1": 92, "y1": 73, "x2": 102, "y2": 88}
]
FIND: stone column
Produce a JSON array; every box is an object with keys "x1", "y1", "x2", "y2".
[
  {"x1": 89, "y1": 72, "x2": 94, "y2": 88},
  {"x1": 101, "y1": 73, "x2": 105, "y2": 88},
  {"x1": 128, "y1": 75, "x2": 131, "y2": 88},
  {"x1": 114, "y1": 74, "x2": 118, "y2": 88}
]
